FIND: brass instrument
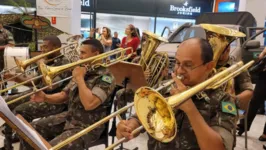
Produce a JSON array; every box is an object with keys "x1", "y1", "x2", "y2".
[
  {"x1": 6, "y1": 47, "x2": 133, "y2": 105},
  {"x1": 104, "y1": 24, "x2": 248, "y2": 148},
  {"x1": 132, "y1": 60, "x2": 254, "y2": 143},
  {"x1": 139, "y1": 31, "x2": 169, "y2": 87},
  {"x1": 46, "y1": 25, "x2": 248, "y2": 149},
  {"x1": 200, "y1": 24, "x2": 246, "y2": 66},
  {"x1": 0, "y1": 42, "x2": 79, "y2": 84}
]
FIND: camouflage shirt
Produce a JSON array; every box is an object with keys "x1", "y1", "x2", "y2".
[
  {"x1": 36, "y1": 56, "x2": 71, "y2": 94},
  {"x1": 0, "y1": 28, "x2": 14, "y2": 46},
  {"x1": 62, "y1": 67, "x2": 115, "y2": 132},
  {"x1": 218, "y1": 55, "x2": 253, "y2": 94},
  {"x1": 131, "y1": 87, "x2": 237, "y2": 150}
]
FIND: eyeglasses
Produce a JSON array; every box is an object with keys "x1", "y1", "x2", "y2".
[{"x1": 175, "y1": 62, "x2": 204, "y2": 71}]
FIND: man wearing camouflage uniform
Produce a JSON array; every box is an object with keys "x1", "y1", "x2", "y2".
[
  {"x1": 217, "y1": 46, "x2": 253, "y2": 111},
  {"x1": 0, "y1": 22, "x2": 14, "y2": 72},
  {"x1": 117, "y1": 38, "x2": 238, "y2": 150},
  {"x1": 2, "y1": 36, "x2": 71, "y2": 150},
  {"x1": 20, "y1": 39, "x2": 116, "y2": 150}
]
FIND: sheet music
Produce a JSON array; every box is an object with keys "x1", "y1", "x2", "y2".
[{"x1": 0, "y1": 96, "x2": 48, "y2": 150}]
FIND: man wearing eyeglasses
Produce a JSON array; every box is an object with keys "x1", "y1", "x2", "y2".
[{"x1": 116, "y1": 38, "x2": 237, "y2": 150}]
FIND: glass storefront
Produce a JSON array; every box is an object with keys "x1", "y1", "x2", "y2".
[
  {"x1": 81, "y1": 13, "x2": 94, "y2": 39},
  {"x1": 96, "y1": 13, "x2": 155, "y2": 39}
]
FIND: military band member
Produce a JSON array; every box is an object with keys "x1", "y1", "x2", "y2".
[
  {"x1": 217, "y1": 46, "x2": 253, "y2": 111},
  {"x1": 117, "y1": 38, "x2": 238, "y2": 150},
  {"x1": 20, "y1": 39, "x2": 116, "y2": 150},
  {"x1": 2, "y1": 36, "x2": 71, "y2": 149}
]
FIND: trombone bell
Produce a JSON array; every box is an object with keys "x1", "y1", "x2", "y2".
[{"x1": 134, "y1": 87, "x2": 177, "y2": 142}]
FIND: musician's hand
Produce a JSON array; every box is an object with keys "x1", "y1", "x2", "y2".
[
  {"x1": 101, "y1": 34, "x2": 106, "y2": 40},
  {"x1": 72, "y1": 66, "x2": 86, "y2": 83},
  {"x1": 171, "y1": 73, "x2": 196, "y2": 114},
  {"x1": 259, "y1": 47, "x2": 266, "y2": 59},
  {"x1": 144, "y1": 69, "x2": 151, "y2": 80},
  {"x1": 3, "y1": 72, "x2": 15, "y2": 80},
  {"x1": 30, "y1": 91, "x2": 46, "y2": 103},
  {"x1": 36, "y1": 58, "x2": 46, "y2": 65},
  {"x1": 116, "y1": 119, "x2": 140, "y2": 141}
]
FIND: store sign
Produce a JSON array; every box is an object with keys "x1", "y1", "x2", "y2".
[
  {"x1": 81, "y1": 0, "x2": 93, "y2": 12},
  {"x1": 169, "y1": 2, "x2": 201, "y2": 16},
  {"x1": 158, "y1": 0, "x2": 212, "y2": 18},
  {"x1": 37, "y1": 0, "x2": 73, "y2": 17},
  {"x1": 81, "y1": 0, "x2": 90, "y2": 7}
]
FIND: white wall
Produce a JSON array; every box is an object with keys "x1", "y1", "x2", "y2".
[
  {"x1": 37, "y1": 0, "x2": 81, "y2": 44},
  {"x1": 245, "y1": 0, "x2": 266, "y2": 45},
  {"x1": 46, "y1": 1, "x2": 81, "y2": 35},
  {"x1": 238, "y1": 0, "x2": 247, "y2": 11}
]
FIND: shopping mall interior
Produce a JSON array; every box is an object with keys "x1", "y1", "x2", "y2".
[{"x1": 0, "y1": 0, "x2": 265, "y2": 150}]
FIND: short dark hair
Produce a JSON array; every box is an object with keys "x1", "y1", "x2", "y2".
[
  {"x1": 43, "y1": 36, "x2": 62, "y2": 48},
  {"x1": 198, "y1": 38, "x2": 213, "y2": 64},
  {"x1": 82, "y1": 39, "x2": 104, "y2": 54},
  {"x1": 183, "y1": 38, "x2": 213, "y2": 64}
]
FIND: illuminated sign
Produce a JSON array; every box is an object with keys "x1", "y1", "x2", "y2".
[
  {"x1": 81, "y1": 0, "x2": 90, "y2": 7},
  {"x1": 169, "y1": 1, "x2": 201, "y2": 16}
]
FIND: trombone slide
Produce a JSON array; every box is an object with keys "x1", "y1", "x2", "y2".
[
  {"x1": 50, "y1": 103, "x2": 134, "y2": 150},
  {"x1": 105, "y1": 126, "x2": 144, "y2": 150}
]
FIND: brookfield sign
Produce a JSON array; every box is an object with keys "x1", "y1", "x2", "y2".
[{"x1": 169, "y1": 4, "x2": 201, "y2": 15}]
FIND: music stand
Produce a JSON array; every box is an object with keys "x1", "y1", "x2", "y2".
[
  {"x1": 108, "y1": 61, "x2": 147, "y2": 150},
  {"x1": 108, "y1": 61, "x2": 147, "y2": 91}
]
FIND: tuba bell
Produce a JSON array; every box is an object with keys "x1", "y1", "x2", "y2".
[
  {"x1": 200, "y1": 24, "x2": 246, "y2": 95},
  {"x1": 140, "y1": 31, "x2": 169, "y2": 87}
]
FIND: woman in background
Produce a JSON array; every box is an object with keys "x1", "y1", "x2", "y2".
[
  {"x1": 89, "y1": 27, "x2": 112, "y2": 52},
  {"x1": 120, "y1": 24, "x2": 140, "y2": 61}
]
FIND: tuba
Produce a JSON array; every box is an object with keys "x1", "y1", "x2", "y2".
[
  {"x1": 139, "y1": 31, "x2": 169, "y2": 87},
  {"x1": 200, "y1": 24, "x2": 246, "y2": 95}
]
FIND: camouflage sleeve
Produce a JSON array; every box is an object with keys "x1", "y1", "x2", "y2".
[
  {"x1": 235, "y1": 70, "x2": 254, "y2": 92},
  {"x1": 91, "y1": 73, "x2": 115, "y2": 103},
  {"x1": 62, "y1": 80, "x2": 76, "y2": 94},
  {"x1": 5, "y1": 29, "x2": 14, "y2": 45},
  {"x1": 210, "y1": 91, "x2": 238, "y2": 150}
]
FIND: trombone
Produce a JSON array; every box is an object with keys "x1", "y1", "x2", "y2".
[
  {"x1": 0, "y1": 42, "x2": 78, "y2": 84},
  {"x1": 6, "y1": 47, "x2": 133, "y2": 105},
  {"x1": 52, "y1": 60, "x2": 253, "y2": 150}
]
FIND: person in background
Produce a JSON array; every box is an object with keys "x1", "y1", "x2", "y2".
[
  {"x1": 111, "y1": 31, "x2": 121, "y2": 59},
  {"x1": 0, "y1": 22, "x2": 15, "y2": 71},
  {"x1": 89, "y1": 27, "x2": 112, "y2": 52},
  {"x1": 120, "y1": 24, "x2": 140, "y2": 61},
  {"x1": 236, "y1": 47, "x2": 266, "y2": 150},
  {"x1": 111, "y1": 32, "x2": 121, "y2": 50}
]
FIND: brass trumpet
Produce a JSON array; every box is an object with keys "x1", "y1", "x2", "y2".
[
  {"x1": 0, "y1": 42, "x2": 78, "y2": 84},
  {"x1": 6, "y1": 47, "x2": 133, "y2": 105}
]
